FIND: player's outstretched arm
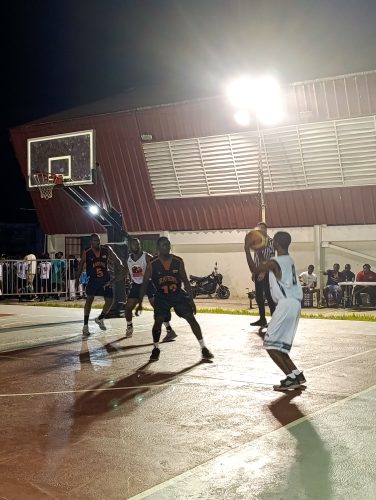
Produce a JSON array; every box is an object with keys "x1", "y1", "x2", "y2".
[
  {"x1": 107, "y1": 246, "x2": 128, "y2": 282},
  {"x1": 135, "y1": 264, "x2": 152, "y2": 316},
  {"x1": 244, "y1": 236, "x2": 257, "y2": 274}
]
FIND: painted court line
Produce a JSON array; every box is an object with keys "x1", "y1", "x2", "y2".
[{"x1": 129, "y1": 383, "x2": 376, "y2": 500}]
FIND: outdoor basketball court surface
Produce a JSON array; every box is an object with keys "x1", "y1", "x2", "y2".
[{"x1": 0, "y1": 304, "x2": 375, "y2": 499}]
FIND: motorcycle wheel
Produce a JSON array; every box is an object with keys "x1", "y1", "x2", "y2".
[{"x1": 216, "y1": 285, "x2": 230, "y2": 299}]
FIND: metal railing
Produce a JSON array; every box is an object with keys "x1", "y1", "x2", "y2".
[{"x1": 0, "y1": 259, "x2": 86, "y2": 301}]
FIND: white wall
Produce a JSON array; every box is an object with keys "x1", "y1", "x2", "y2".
[
  {"x1": 47, "y1": 233, "x2": 107, "y2": 257},
  {"x1": 169, "y1": 225, "x2": 376, "y2": 298}
]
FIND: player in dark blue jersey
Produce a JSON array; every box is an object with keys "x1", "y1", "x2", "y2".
[
  {"x1": 135, "y1": 236, "x2": 214, "y2": 361},
  {"x1": 76, "y1": 233, "x2": 126, "y2": 336}
]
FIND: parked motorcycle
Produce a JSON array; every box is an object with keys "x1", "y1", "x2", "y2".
[{"x1": 189, "y1": 262, "x2": 230, "y2": 299}]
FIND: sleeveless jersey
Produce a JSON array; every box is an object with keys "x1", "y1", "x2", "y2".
[
  {"x1": 269, "y1": 255, "x2": 303, "y2": 304},
  {"x1": 127, "y1": 252, "x2": 148, "y2": 284},
  {"x1": 149, "y1": 254, "x2": 183, "y2": 295},
  {"x1": 85, "y1": 246, "x2": 110, "y2": 280}
]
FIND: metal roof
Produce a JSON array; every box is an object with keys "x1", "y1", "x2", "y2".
[{"x1": 10, "y1": 71, "x2": 376, "y2": 234}]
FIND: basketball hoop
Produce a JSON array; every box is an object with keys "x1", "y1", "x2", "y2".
[{"x1": 32, "y1": 173, "x2": 64, "y2": 199}]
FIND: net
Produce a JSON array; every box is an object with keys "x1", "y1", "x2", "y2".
[{"x1": 32, "y1": 173, "x2": 64, "y2": 199}]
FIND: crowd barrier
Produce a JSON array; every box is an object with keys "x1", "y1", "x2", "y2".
[{"x1": 0, "y1": 259, "x2": 86, "y2": 301}]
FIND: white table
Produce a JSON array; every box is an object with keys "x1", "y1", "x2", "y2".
[{"x1": 339, "y1": 282, "x2": 376, "y2": 307}]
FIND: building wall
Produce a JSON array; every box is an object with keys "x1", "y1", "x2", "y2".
[{"x1": 168, "y1": 224, "x2": 376, "y2": 298}]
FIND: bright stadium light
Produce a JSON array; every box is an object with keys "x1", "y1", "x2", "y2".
[
  {"x1": 226, "y1": 74, "x2": 284, "y2": 224},
  {"x1": 234, "y1": 109, "x2": 251, "y2": 126},
  {"x1": 226, "y1": 75, "x2": 284, "y2": 125},
  {"x1": 89, "y1": 205, "x2": 99, "y2": 215}
]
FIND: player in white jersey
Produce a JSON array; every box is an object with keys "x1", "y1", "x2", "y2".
[
  {"x1": 125, "y1": 238, "x2": 177, "y2": 341},
  {"x1": 245, "y1": 231, "x2": 305, "y2": 391}
]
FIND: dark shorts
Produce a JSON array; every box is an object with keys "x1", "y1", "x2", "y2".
[
  {"x1": 154, "y1": 290, "x2": 193, "y2": 321},
  {"x1": 128, "y1": 281, "x2": 156, "y2": 300},
  {"x1": 86, "y1": 278, "x2": 113, "y2": 298}
]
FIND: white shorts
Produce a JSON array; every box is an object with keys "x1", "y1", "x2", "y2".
[{"x1": 263, "y1": 298, "x2": 301, "y2": 354}]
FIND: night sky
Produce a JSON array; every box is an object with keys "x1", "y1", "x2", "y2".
[{"x1": 2, "y1": 0, "x2": 376, "y2": 223}]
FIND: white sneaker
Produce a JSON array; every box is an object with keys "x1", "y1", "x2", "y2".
[
  {"x1": 161, "y1": 328, "x2": 178, "y2": 342},
  {"x1": 95, "y1": 317, "x2": 106, "y2": 331},
  {"x1": 82, "y1": 325, "x2": 90, "y2": 337},
  {"x1": 125, "y1": 325, "x2": 133, "y2": 338}
]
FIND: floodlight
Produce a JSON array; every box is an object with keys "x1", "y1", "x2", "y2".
[
  {"x1": 227, "y1": 75, "x2": 284, "y2": 125},
  {"x1": 234, "y1": 110, "x2": 251, "y2": 126},
  {"x1": 89, "y1": 205, "x2": 99, "y2": 215}
]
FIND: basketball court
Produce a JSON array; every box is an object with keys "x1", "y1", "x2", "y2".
[{"x1": 1, "y1": 304, "x2": 375, "y2": 499}]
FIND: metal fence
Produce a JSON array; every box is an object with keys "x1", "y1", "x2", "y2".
[{"x1": 0, "y1": 259, "x2": 86, "y2": 301}]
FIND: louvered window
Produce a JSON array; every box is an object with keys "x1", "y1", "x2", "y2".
[{"x1": 143, "y1": 116, "x2": 376, "y2": 199}]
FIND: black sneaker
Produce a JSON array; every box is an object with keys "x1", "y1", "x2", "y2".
[
  {"x1": 202, "y1": 347, "x2": 214, "y2": 360},
  {"x1": 273, "y1": 376, "x2": 301, "y2": 391},
  {"x1": 296, "y1": 372, "x2": 306, "y2": 385},
  {"x1": 250, "y1": 318, "x2": 268, "y2": 327},
  {"x1": 149, "y1": 347, "x2": 160, "y2": 361}
]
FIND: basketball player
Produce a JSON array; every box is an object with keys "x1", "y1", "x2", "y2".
[
  {"x1": 248, "y1": 222, "x2": 276, "y2": 327},
  {"x1": 75, "y1": 233, "x2": 126, "y2": 336},
  {"x1": 135, "y1": 236, "x2": 214, "y2": 361},
  {"x1": 245, "y1": 231, "x2": 305, "y2": 391},
  {"x1": 125, "y1": 238, "x2": 177, "y2": 341}
]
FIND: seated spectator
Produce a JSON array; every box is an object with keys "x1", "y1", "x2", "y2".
[
  {"x1": 340, "y1": 263, "x2": 355, "y2": 307},
  {"x1": 354, "y1": 264, "x2": 376, "y2": 307},
  {"x1": 299, "y1": 264, "x2": 321, "y2": 308},
  {"x1": 323, "y1": 263, "x2": 345, "y2": 307},
  {"x1": 341, "y1": 264, "x2": 355, "y2": 282}
]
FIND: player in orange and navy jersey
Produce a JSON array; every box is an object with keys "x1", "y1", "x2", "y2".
[
  {"x1": 135, "y1": 236, "x2": 214, "y2": 361},
  {"x1": 76, "y1": 233, "x2": 126, "y2": 336}
]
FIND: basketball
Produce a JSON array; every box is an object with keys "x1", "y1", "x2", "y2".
[{"x1": 245, "y1": 229, "x2": 267, "y2": 250}]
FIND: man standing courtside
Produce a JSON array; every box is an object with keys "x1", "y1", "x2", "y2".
[{"x1": 249, "y1": 222, "x2": 276, "y2": 327}]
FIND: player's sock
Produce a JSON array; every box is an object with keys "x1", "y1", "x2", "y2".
[
  {"x1": 154, "y1": 342, "x2": 159, "y2": 348},
  {"x1": 287, "y1": 372, "x2": 296, "y2": 379},
  {"x1": 164, "y1": 322, "x2": 172, "y2": 330},
  {"x1": 292, "y1": 369, "x2": 301, "y2": 376},
  {"x1": 84, "y1": 315, "x2": 89, "y2": 325},
  {"x1": 98, "y1": 313, "x2": 105, "y2": 320},
  {"x1": 127, "y1": 321, "x2": 133, "y2": 327},
  {"x1": 198, "y1": 339, "x2": 206, "y2": 348}
]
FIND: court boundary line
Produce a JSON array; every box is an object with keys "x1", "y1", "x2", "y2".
[{"x1": 128, "y1": 383, "x2": 376, "y2": 500}]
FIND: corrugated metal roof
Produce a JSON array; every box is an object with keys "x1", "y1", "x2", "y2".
[{"x1": 10, "y1": 71, "x2": 376, "y2": 234}]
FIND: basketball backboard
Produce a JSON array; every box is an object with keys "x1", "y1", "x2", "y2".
[{"x1": 27, "y1": 130, "x2": 95, "y2": 189}]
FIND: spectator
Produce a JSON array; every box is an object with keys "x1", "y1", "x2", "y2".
[
  {"x1": 52, "y1": 252, "x2": 65, "y2": 295},
  {"x1": 68, "y1": 254, "x2": 79, "y2": 300},
  {"x1": 323, "y1": 263, "x2": 345, "y2": 307},
  {"x1": 16, "y1": 257, "x2": 28, "y2": 301},
  {"x1": 340, "y1": 264, "x2": 355, "y2": 308},
  {"x1": 299, "y1": 264, "x2": 321, "y2": 308},
  {"x1": 354, "y1": 264, "x2": 376, "y2": 307},
  {"x1": 24, "y1": 252, "x2": 37, "y2": 293},
  {"x1": 38, "y1": 253, "x2": 52, "y2": 301},
  {"x1": 341, "y1": 264, "x2": 355, "y2": 282}
]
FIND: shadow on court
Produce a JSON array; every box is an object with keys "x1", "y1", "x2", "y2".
[{"x1": 268, "y1": 391, "x2": 332, "y2": 499}]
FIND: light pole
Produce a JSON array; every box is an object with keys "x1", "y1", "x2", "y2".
[{"x1": 226, "y1": 75, "x2": 284, "y2": 224}]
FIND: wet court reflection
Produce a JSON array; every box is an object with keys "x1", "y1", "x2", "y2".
[
  {"x1": 74, "y1": 338, "x2": 203, "y2": 419},
  {"x1": 267, "y1": 390, "x2": 332, "y2": 499}
]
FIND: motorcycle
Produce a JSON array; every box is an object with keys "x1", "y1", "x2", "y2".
[{"x1": 189, "y1": 262, "x2": 230, "y2": 299}]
